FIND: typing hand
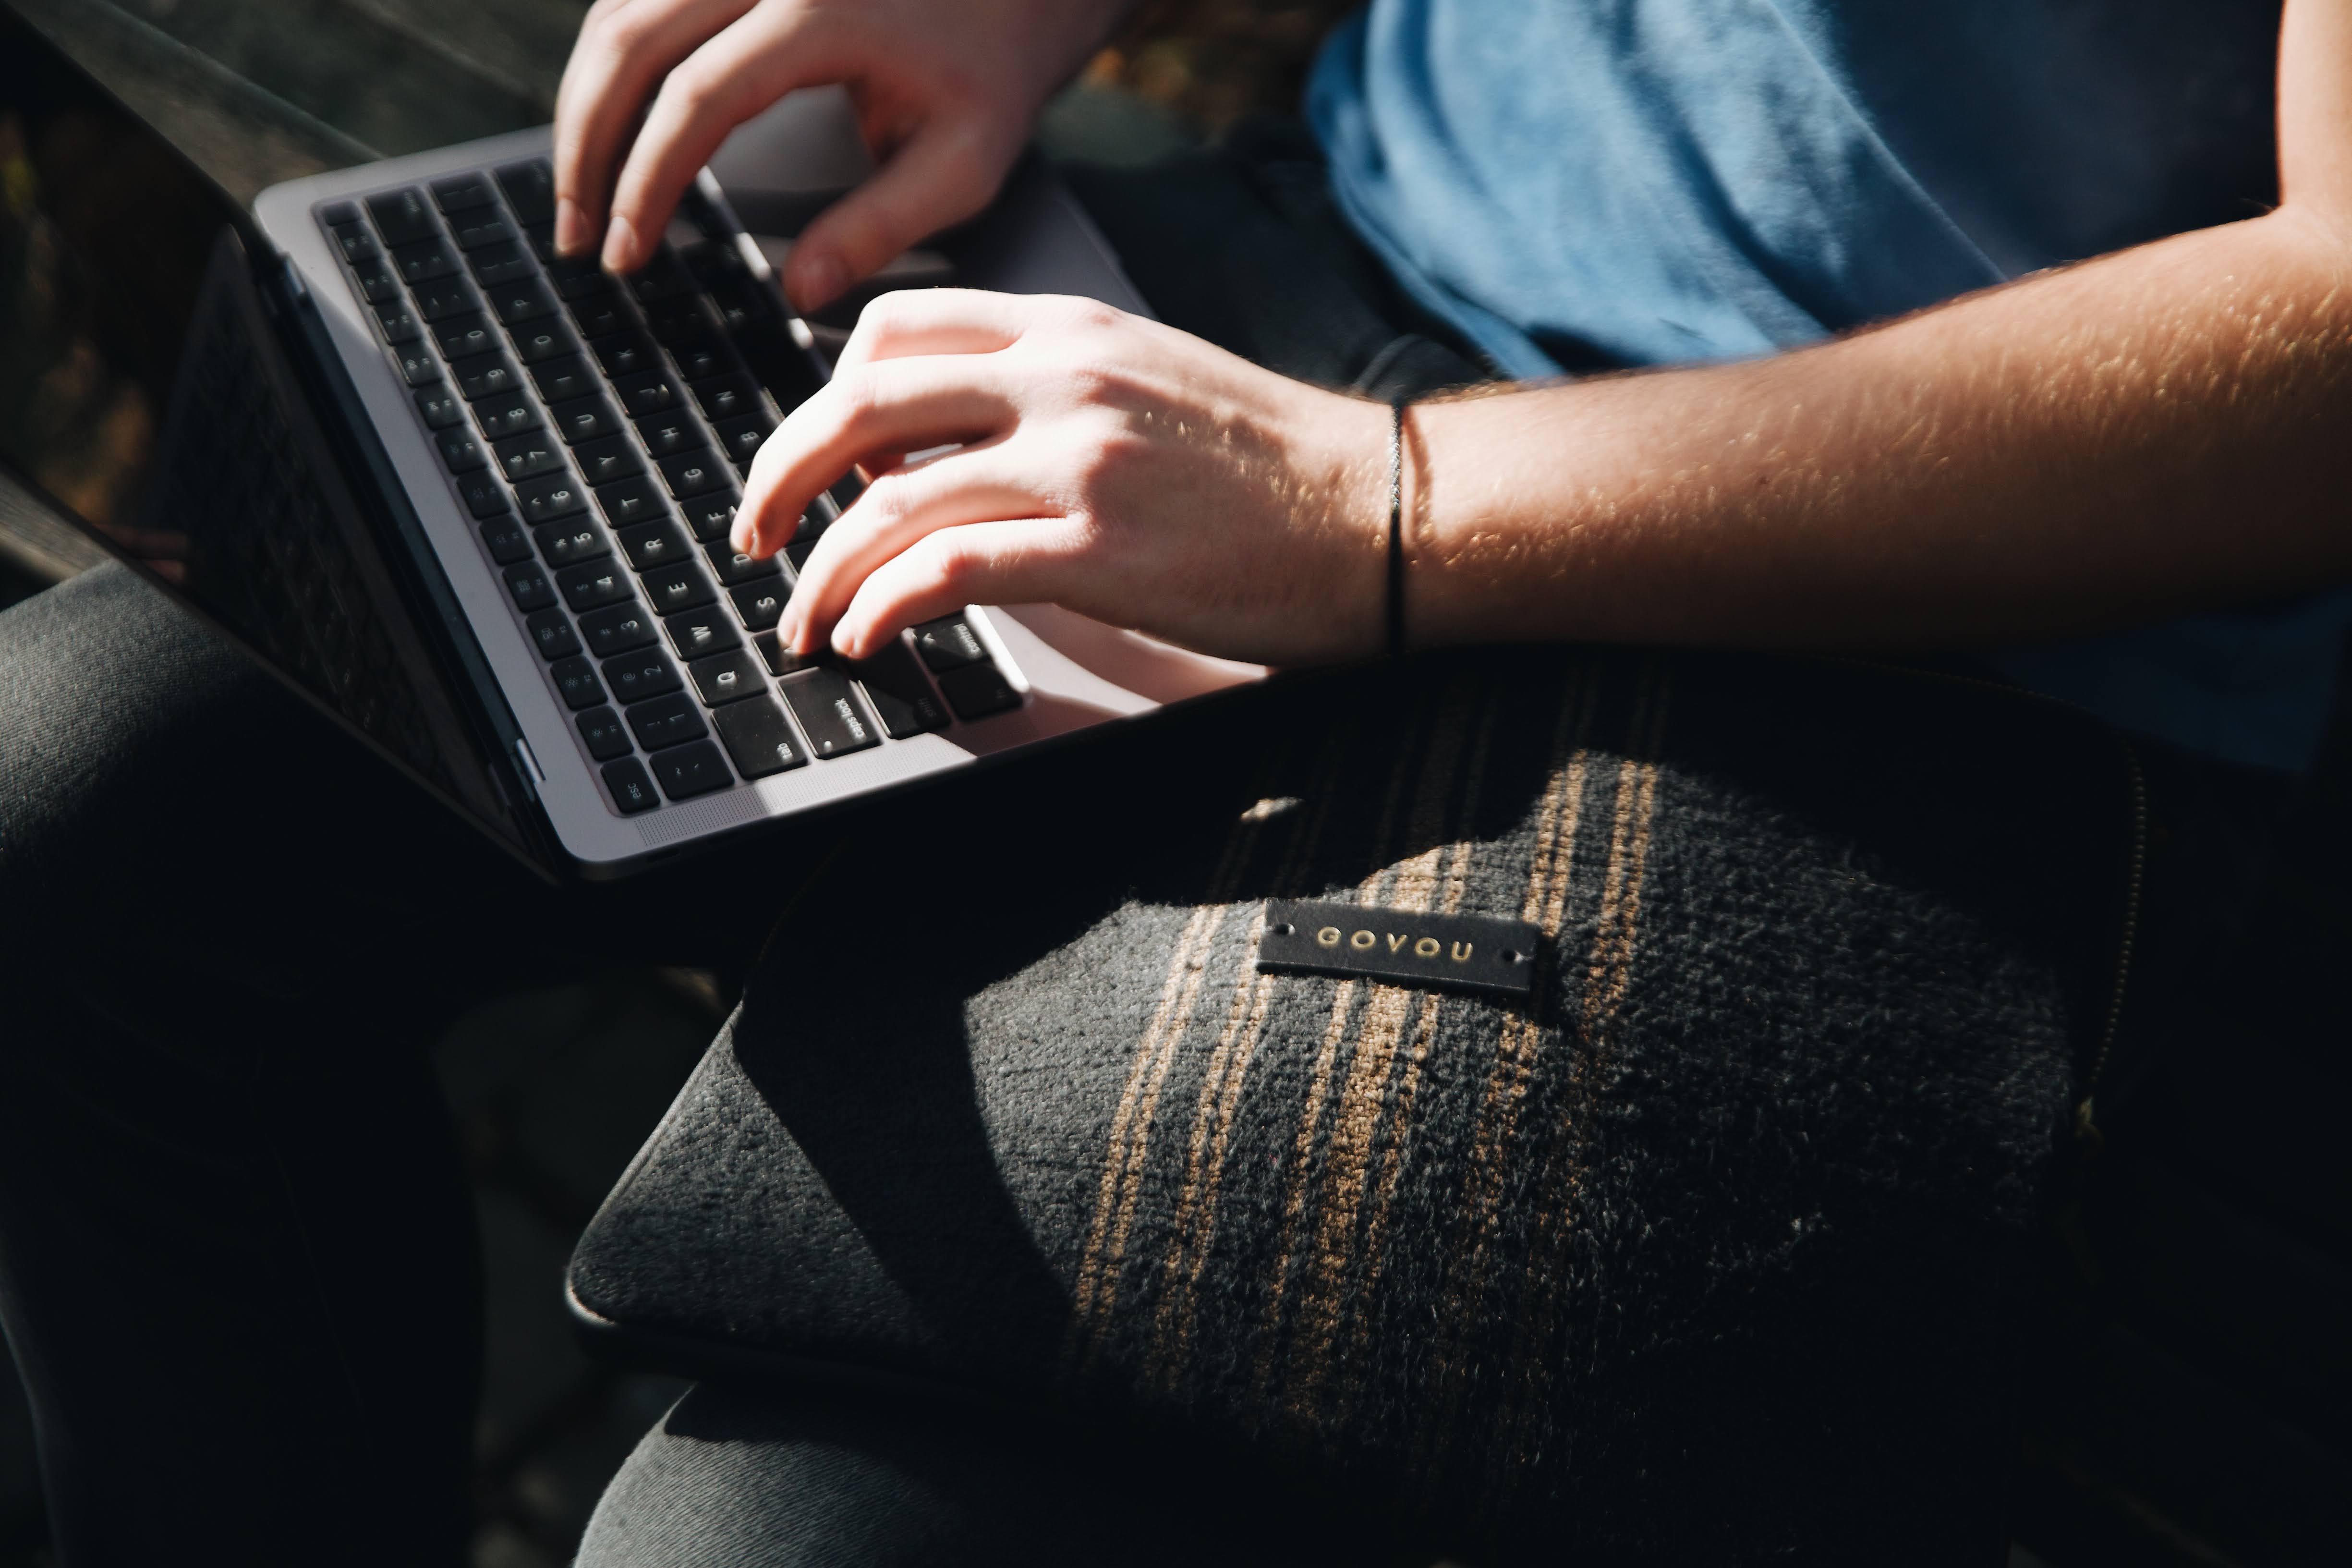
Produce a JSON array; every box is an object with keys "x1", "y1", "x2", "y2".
[
  {"x1": 553, "y1": 0, "x2": 1134, "y2": 309},
  {"x1": 735, "y1": 289, "x2": 1394, "y2": 669}
]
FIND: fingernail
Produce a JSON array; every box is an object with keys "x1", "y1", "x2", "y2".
[
  {"x1": 729, "y1": 516, "x2": 753, "y2": 555},
  {"x1": 789, "y1": 252, "x2": 845, "y2": 313},
  {"x1": 600, "y1": 213, "x2": 638, "y2": 275},
  {"x1": 554, "y1": 195, "x2": 587, "y2": 257}
]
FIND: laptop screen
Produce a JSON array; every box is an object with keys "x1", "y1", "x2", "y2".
[{"x1": 0, "y1": 5, "x2": 530, "y2": 856}]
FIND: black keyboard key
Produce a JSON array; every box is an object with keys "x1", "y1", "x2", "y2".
[
  {"x1": 504, "y1": 561, "x2": 557, "y2": 612},
  {"x1": 465, "y1": 238, "x2": 535, "y2": 288},
  {"x1": 548, "y1": 394, "x2": 622, "y2": 446},
  {"x1": 852, "y1": 642, "x2": 950, "y2": 737},
  {"x1": 451, "y1": 209, "x2": 517, "y2": 252},
  {"x1": 548, "y1": 254, "x2": 609, "y2": 298},
  {"x1": 487, "y1": 276, "x2": 558, "y2": 326},
  {"x1": 391, "y1": 236, "x2": 458, "y2": 285},
  {"x1": 658, "y1": 449, "x2": 727, "y2": 499},
  {"x1": 580, "y1": 599, "x2": 657, "y2": 657},
  {"x1": 671, "y1": 341, "x2": 739, "y2": 383},
  {"x1": 703, "y1": 540, "x2": 783, "y2": 586},
  {"x1": 471, "y1": 389, "x2": 539, "y2": 440},
  {"x1": 714, "y1": 413, "x2": 774, "y2": 467},
  {"x1": 430, "y1": 172, "x2": 496, "y2": 213},
  {"x1": 480, "y1": 514, "x2": 533, "y2": 565},
  {"x1": 321, "y1": 199, "x2": 360, "y2": 225},
  {"x1": 602, "y1": 648, "x2": 683, "y2": 705},
  {"x1": 594, "y1": 475, "x2": 668, "y2": 530},
  {"x1": 785, "y1": 538, "x2": 818, "y2": 572},
  {"x1": 330, "y1": 220, "x2": 376, "y2": 262},
  {"x1": 526, "y1": 608, "x2": 581, "y2": 660},
  {"x1": 496, "y1": 159, "x2": 557, "y2": 223},
  {"x1": 688, "y1": 646, "x2": 765, "y2": 707},
  {"x1": 626, "y1": 251, "x2": 696, "y2": 303},
  {"x1": 781, "y1": 670, "x2": 880, "y2": 758},
  {"x1": 409, "y1": 275, "x2": 481, "y2": 322},
  {"x1": 601, "y1": 756, "x2": 661, "y2": 813},
  {"x1": 708, "y1": 278, "x2": 776, "y2": 334},
  {"x1": 415, "y1": 384, "x2": 464, "y2": 430},
  {"x1": 352, "y1": 254, "x2": 401, "y2": 302},
  {"x1": 649, "y1": 740, "x2": 733, "y2": 801},
  {"x1": 643, "y1": 298, "x2": 710, "y2": 343},
  {"x1": 573, "y1": 434, "x2": 643, "y2": 487},
  {"x1": 367, "y1": 187, "x2": 438, "y2": 247},
  {"x1": 750, "y1": 628, "x2": 818, "y2": 676},
  {"x1": 692, "y1": 374, "x2": 761, "y2": 422},
  {"x1": 578, "y1": 706, "x2": 632, "y2": 760},
  {"x1": 495, "y1": 430, "x2": 568, "y2": 484},
  {"x1": 612, "y1": 368, "x2": 681, "y2": 417},
  {"x1": 567, "y1": 290, "x2": 630, "y2": 341},
  {"x1": 640, "y1": 561, "x2": 717, "y2": 615},
  {"x1": 729, "y1": 579, "x2": 787, "y2": 630},
  {"x1": 524, "y1": 219, "x2": 559, "y2": 262},
  {"x1": 431, "y1": 312, "x2": 497, "y2": 362},
  {"x1": 550, "y1": 656, "x2": 606, "y2": 710},
  {"x1": 627, "y1": 692, "x2": 708, "y2": 751},
  {"x1": 511, "y1": 319, "x2": 581, "y2": 365},
  {"x1": 453, "y1": 351, "x2": 522, "y2": 401},
  {"x1": 664, "y1": 605, "x2": 742, "y2": 661},
  {"x1": 455, "y1": 470, "x2": 509, "y2": 519},
  {"x1": 711, "y1": 698, "x2": 806, "y2": 777},
  {"x1": 533, "y1": 517, "x2": 610, "y2": 569},
  {"x1": 936, "y1": 661, "x2": 1021, "y2": 719},
  {"x1": 374, "y1": 302, "x2": 421, "y2": 344},
  {"x1": 517, "y1": 471, "x2": 589, "y2": 524},
  {"x1": 529, "y1": 353, "x2": 596, "y2": 404},
  {"x1": 592, "y1": 331, "x2": 662, "y2": 378},
  {"x1": 634, "y1": 412, "x2": 701, "y2": 458},
  {"x1": 557, "y1": 559, "x2": 633, "y2": 613},
  {"x1": 913, "y1": 616, "x2": 988, "y2": 670},
  {"x1": 682, "y1": 488, "x2": 742, "y2": 542},
  {"x1": 793, "y1": 507, "x2": 828, "y2": 543},
  {"x1": 436, "y1": 427, "x2": 487, "y2": 473}
]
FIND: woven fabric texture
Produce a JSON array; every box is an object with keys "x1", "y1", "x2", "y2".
[{"x1": 570, "y1": 648, "x2": 2134, "y2": 1561}]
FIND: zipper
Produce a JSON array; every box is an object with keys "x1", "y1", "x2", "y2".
[{"x1": 1797, "y1": 655, "x2": 2153, "y2": 1153}]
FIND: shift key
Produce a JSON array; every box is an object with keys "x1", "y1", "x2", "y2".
[{"x1": 780, "y1": 669, "x2": 879, "y2": 758}]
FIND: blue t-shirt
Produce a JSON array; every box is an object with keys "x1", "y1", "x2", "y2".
[{"x1": 1309, "y1": 0, "x2": 2345, "y2": 771}]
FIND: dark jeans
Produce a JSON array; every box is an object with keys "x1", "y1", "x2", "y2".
[
  {"x1": 0, "y1": 128, "x2": 1479, "y2": 1566},
  {"x1": 0, "y1": 124, "x2": 2315, "y2": 1565}
]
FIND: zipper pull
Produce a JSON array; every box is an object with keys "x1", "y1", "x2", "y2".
[{"x1": 2073, "y1": 1095, "x2": 2106, "y2": 1157}]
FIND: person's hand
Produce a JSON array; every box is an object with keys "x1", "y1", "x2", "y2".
[
  {"x1": 554, "y1": 0, "x2": 1135, "y2": 309},
  {"x1": 734, "y1": 289, "x2": 1395, "y2": 668}
]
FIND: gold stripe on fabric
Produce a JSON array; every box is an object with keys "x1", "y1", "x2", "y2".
[
  {"x1": 1065, "y1": 903, "x2": 1222, "y2": 1363},
  {"x1": 1250, "y1": 976, "x2": 1362, "y2": 1398},
  {"x1": 1142, "y1": 721, "x2": 1359, "y2": 1388},
  {"x1": 1285, "y1": 682, "x2": 1498, "y2": 1416},
  {"x1": 1415, "y1": 664, "x2": 1599, "y2": 1472},
  {"x1": 1247, "y1": 683, "x2": 1439, "y2": 1397},
  {"x1": 1489, "y1": 665, "x2": 1673, "y2": 1498}
]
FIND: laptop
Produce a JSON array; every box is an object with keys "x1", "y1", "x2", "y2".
[{"x1": 0, "y1": 4, "x2": 1264, "y2": 880}]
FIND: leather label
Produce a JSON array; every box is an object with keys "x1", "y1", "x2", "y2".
[{"x1": 1255, "y1": 899, "x2": 1541, "y2": 1000}]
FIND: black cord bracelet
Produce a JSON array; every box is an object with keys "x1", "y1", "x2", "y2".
[{"x1": 1386, "y1": 398, "x2": 1409, "y2": 660}]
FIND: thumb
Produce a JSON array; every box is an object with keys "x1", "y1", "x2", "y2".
[{"x1": 784, "y1": 118, "x2": 1014, "y2": 312}]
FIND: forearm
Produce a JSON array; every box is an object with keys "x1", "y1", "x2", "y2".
[{"x1": 1407, "y1": 206, "x2": 2352, "y2": 652}]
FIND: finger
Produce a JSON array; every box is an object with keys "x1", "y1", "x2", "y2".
[
  {"x1": 783, "y1": 120, "x2": 1015, "y2": 311},
  {"x1": 553, "y1": 0, "x2": 757, "y2": 256},
  {"x1": 600, "y1": 5, "x2": 855, "y2": 272},
  {"x1": 825, "y1": 518, "x2": 1084, "y2": 661},
  {"x1": 735, "y1": 359, "x2": 1018, "y2": 556},
  {"x1": 777, "y1": 442, "x2": 1038, "y2": 651},
  {"x1": 830, "y1": 287, "x2": 1044, "y2": 374}
]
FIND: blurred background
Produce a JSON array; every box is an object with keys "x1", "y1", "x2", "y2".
[{"x1": 2, "y1": 2, "x2": 2347, "y2": 1565}]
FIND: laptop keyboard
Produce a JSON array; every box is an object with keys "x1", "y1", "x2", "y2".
[{"x1": 315, "y1": 157, "x2": 1021, "y2": 817}]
